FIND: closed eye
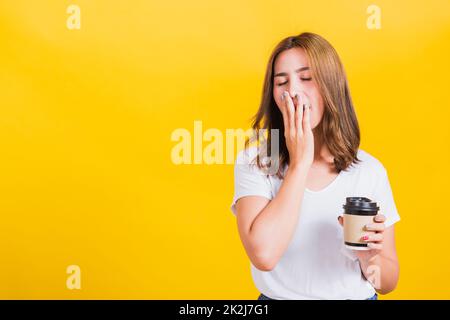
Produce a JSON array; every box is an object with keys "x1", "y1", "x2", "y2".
[{"x1": 276, "y1": 77, "x2": 312, "y2": 86}]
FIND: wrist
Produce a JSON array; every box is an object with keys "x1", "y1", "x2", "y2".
[
  {"x1": 287, "y1": 162, "x2": 310, "y2": 176},
  {"x1": 358, "y1": 252, "x2": 381, "y2": 266}
]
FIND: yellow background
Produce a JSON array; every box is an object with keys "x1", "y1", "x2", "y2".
[{"x1": 0, "y1": 0, "x2": 449, "y2": 299}]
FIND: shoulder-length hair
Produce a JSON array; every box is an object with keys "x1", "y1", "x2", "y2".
[{"x1": 245, "y1": 32, "x2": 361, "y2": 179}]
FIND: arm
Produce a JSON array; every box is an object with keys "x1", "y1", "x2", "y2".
[
  {"x1": 358, "y1": 224, "x2": 400, "y2": 295},
  {"x1": 235, "y1": 164, "x2": 309, "y2": 271},
  {"x1": 339, "y1": 214, "x2": 400, "y2": 294},
  {"x1": 235, "y1": 91, "x2": 314, "y2": 271}
]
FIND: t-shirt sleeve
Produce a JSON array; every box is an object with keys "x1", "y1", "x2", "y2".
[
  {"x1": 230, "y1": 149, "x2": 273, "y2": 216},
  {"x1": 371, "y1": 167, "x2": 401, "y2": 228}
]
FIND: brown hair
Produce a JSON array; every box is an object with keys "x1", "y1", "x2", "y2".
[{"x1": 245, "y1": 32, "x2": 361, "y2": 179}]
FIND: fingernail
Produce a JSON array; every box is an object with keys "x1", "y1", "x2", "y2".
[
  {"x1": 362, "y1": 236, "x2": 369, "y2": 241},
  {"x1": 281, "y1": 94, "x2": 284, "y2": 101}
]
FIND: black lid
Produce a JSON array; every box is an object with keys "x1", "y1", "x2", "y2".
[{"x1": 343, "y1": 197, "x2": 379, "y2": 215}]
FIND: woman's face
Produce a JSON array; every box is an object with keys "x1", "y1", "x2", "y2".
[{"x1": 273, "y1": 47, "x2": 324, "y2": 130}]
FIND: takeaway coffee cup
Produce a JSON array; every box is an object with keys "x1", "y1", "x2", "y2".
[{"x1": 342, "y1": 197, "x2": 379, "y2": 250}]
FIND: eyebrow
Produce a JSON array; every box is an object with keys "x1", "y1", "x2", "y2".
[{"x1": 274, "y1": 67, "x2": 310, "y2": 77}]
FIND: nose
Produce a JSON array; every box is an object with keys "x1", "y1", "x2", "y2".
[
  {"x1": 287, "y1": 89, "x2": 303, "y2": 106},
  {"x1": 287, "y1": 81, "x2": 305, "y2": 103},
  {"x1": 288, "y1": 91, "x2": 298, "y2": 102}
]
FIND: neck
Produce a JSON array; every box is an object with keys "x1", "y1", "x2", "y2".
[{"x1": 312, "y1": 128, "x2": 333, "y2": 164}]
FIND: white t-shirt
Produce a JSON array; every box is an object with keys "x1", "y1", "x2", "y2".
[{"x1": 230, "y1": 146, "x2": 401, "y2": 300}]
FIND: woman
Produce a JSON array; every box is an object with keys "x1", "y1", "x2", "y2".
[{"x1": 230, "y1": 32, "x2": 400, "y2": 300}]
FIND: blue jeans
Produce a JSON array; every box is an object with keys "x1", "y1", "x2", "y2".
[{"x1": 257, "y1": 293, "x2": 378, "y2": 300}]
